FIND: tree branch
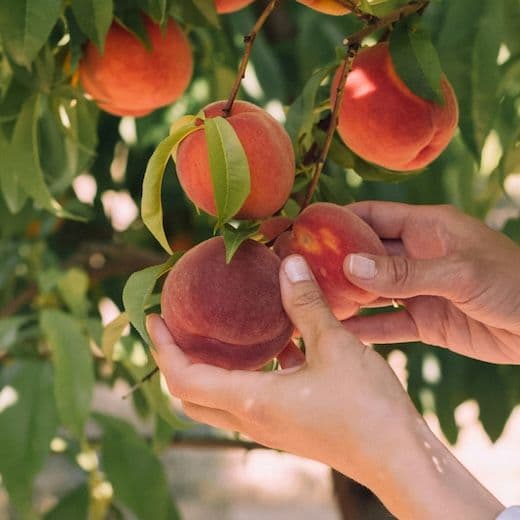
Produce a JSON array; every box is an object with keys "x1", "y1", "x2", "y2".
[{"x1": 222, "y1": 0, "x2": 280, "y2": 117}]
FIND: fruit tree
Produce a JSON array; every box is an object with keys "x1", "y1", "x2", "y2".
[{"x1": 0, "y1": 0, "x2": 518, "y2": 518}]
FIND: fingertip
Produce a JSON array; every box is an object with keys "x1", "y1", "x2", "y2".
[
  {"x1": 343, "y1": 254, "x2": 377, "y2": 281},
  {"x1": 146, "y1": 313, "x2": 173, "y2": 351}
]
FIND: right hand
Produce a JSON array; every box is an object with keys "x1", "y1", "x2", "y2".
[{"x1": 341, "y1": 201, "x2": 520, "y2": 364}]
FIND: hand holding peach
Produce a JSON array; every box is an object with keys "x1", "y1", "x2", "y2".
[
  {"x1": 343, "y1": 201, "x2": 520, "y2": 365},
  {"x1": 148, "y1": 255, "x2": 503, "y2": 520}
]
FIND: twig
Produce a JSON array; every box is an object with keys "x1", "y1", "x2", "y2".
[
  {"x1": 221, "y1": 0, "x2": 280, "y2": 117},
  {"x1": 122, "y1": 366, "x2": 159, "y2": 399},
  {"x1": 300, "y1": 0, "x2": 430, "y2": 208},
  {"x1": 345, "y1": 0, "x2": 429, "y2": 46},
  {"x1": 302, "y1": 43, "x2": 360, "y2": 208},
  {"x1": 336, "y1": 0, "x2": 378, "y2": 23}
]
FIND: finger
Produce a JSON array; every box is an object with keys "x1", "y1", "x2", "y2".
[
  {"x1": 344, "y1": 253, "x2": 464, "y2": 301},
  {"x1": 347, "y1": 201, "x2": 416, "y2": 239},
  {"x1": 182, "y1": 401, "x2": 241, "y2": 431},
  {"x1": 276, "y1": 340, "x2": 306, "y2": 371},
  {"x1": 279, "y1": 255, "x2": 344, "y2": 353},
  {"x1": 147, "y1": 314, "x2": 270, "y2": 413},
  {"x1": 342, "y1": 310, "x2": 419, "y2": 344},
  {"x1": 382, "y1": 239, "x2": 406, "y2": 256}
]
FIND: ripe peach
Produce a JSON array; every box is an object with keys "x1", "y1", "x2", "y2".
[
  {"x1": 259, "y1": 216, "x2": 293, "y2": 242},
  {"x1": 297, "y1": 0, "x2": 350, "y2": 15},
  {"x1": 79, "y1": 17, "x2": 193, "y2": 117},
  {"x1": 215, "y1": 0, "x2": 255, "y2": 13},
  {"x1": 161, "y1": 237, "x2": 293, "y2": 370},
  {"x1": 297, "y1": 0, "x2": 350, "y2": 16},
  {"x1": 332, "y1": 43, "x2": 459, "y2": 171},
  {"x1": 176, "y1": 101, "x2": 295, "y2": 219},
  {"x1": 279, "y1": 203, "x2": 386, "y2": 320}
]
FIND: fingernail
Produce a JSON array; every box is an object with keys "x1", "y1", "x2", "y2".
[
  {"x1": 348, "y1": 254, "x2": 376, "y2": 279},
  {"x1": 284, "y1": 255, "x2": 312, "y2": 283}
]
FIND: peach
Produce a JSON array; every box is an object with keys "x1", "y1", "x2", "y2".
[
  {"x1": 279, "y1": 202, "x2": 386, "y2": 320},
  {"x1": 332, "y1": 43, "x2": 459, "y2": 171},
  {"x1": 161, "y1": 237, "x2": 293, "y2": 370},
  {"x1": 176, "y1": 100, "x2": 295, "y2": 219},
  {"x1": 79, "y1": 17, "x2": 193, "y2": 117},
  {"x1": 215, "y1": 0, "x2": 255, "y2": 13},
  {"x1": 259, "y1": 216, "x2": 293, "y2": 242},
  {"x1": 297, "y1": 0, "x2": 350, "y2": 15}
]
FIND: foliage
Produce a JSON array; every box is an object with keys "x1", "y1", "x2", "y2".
[{"x1": 0, "y1": 0, "x2": 519, "y2": 517}]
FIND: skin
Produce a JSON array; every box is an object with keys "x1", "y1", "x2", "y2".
[
  {"x1": 342, "y1": 201, "x2": 520, "y2": 364},
  {"x1": 148, "y1": 253, "x2": 505, "y2": 519},
  {"x1": 332, "y1": 43, "x2": 459, "y2": 171}
]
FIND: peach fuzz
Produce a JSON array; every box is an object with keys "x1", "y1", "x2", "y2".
[
  {"x1": 259, "y1": 216, "x2": 293, "y2": 242},
  {"x1": 215, "y1": 0, "x2": 255, "y2": 13},
  {"x1": 297, "y1": 0, "x2": 350, "y2": 15},
  {"x1": 161, "y1": 237, "x2": 294, "y2": 370},
  {"x1": 79, "y1": 17, "x2": 193, "y2": 117},
  {"x1": 176, "y1": 101, "x2": 295, "y2": 219},
  {"x1": 332, "y1": 43, "x2": 459, "y2": 171},
  {"x1": 280, "y1": 203, "x2": 386, "y2": 320}
]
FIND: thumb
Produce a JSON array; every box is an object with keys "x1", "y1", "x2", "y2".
[
  {"x1": 344, "y1": 253, "x2": 460, "y2": 300},
  {"x1": 279, "y1": 255, "x2": 342, "y2": 350}
]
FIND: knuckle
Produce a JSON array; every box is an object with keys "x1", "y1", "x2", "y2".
[
  {"x1": 388, "y1": 256, "x2": 413, "y2": 288},
  {"x1": 438, "y1": 204, "x2": 460, "y2": 221},
  {"x1": 292, "y1": 287, "x2": 324, "y2": 311}
]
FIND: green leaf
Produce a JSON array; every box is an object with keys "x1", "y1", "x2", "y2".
[
  {"x1": 286, "y1": 64, "x2": 335, "y2": 154},
  {"x1": 4, "y1": 95, "x2": 84, "y2": 219},
  {"x1": 142, "y1": 121, "x2": 198, "y2": 254},
  {"x1": 470, "y1": 365, "x2": 511, "y2": 442},
  {"x1": 122, "y1": 254, "x2": 182, "y2": 344},
  {"x1": 0, "y1": 316, "x2": 33, "y2": 353},
  {"x1": 44, "y1": 484, "x2": 89, "y2": 520},
  {"x1": 40, "y1": 309, "x2": 95, "y2": 439},
  {"x1": 222, "y1": 222, "x2": 260, "y2": 263},
  {"x1": 0, "y1": 0, "x2": 62, "y2": 67},
  {"x1": 170, "y1": 0, "x2": 220, "y2": 29},
  {"x1": 204, "y1": 116, "x2": 251, "y2": 226},
  {"x1": 0, "y1": 125, "x2": 28, "y2": 213},
  {"x1": 119, "y1": 349, "x2": 190, "y2": 430},
  {"x1": 95, "y1": 414, "x2": 180, "y2": 520},
  {"x1": 435, "y1": 0, "x2": 503, "y2": 157},
  {"x1": 145, "y1": 0, "x2": 167, "y2": 23},
  {"x1": 57, "y1": 268, "x2": 90, "y2": 318},
  {"x1": 0, "y1": 360, "x2": 58, "y2": 511},
  {"x1": 390, "y1": 14, "x2": 444, "y2": 104},
  {"x1": 503, "y1": 218, "x2": 520, "y2": 245},
  {"x1": 101, "y1": 312, "x2": 129, "y2": 366},
  {"x1": 71, "y1": 0, "x2": 114, "y2": 53}
]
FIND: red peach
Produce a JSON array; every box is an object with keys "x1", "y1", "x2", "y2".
[
  {"x1": 79, "y1": 17, "x2": 193, "y2": 117},
  {"x1": 161, "y1": 237, "x2": 293, "y2": 370},
  {"x1": 281, "y1": 202, "x2": 386, "y2": 320},
  {"x1": 297, "y1": 0, "x2": 350, "y2": 15},
  {"x1": 176, "y1": 101, "x2": 295, "y2": 219},
  {"x1": 215, "y1": 0, "x2": 255, "y2": 13},
  {"x1": 332, "y1": 43, "x2": 459, "y2": 171}
]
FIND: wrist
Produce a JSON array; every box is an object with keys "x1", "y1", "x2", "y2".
[{"x1": 365, "y1": 416, "x2": 503, "y2": 520}]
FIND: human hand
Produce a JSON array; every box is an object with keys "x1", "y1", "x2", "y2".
[
  {"x1": 342, "y1": 202, "x2": 520, "y2": 364},
  {"x1": 147, "y1": 254, "x2": 503, "y2": 519}
]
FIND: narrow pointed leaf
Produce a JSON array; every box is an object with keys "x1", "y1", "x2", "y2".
[
  {"x1": 142, "y1": 122, "x2": 198, "y2": 254},
  {"x1": 205, "y1": 116, "x2": 250, "y2": 226},
  {"x1": 122, "y1": 254, "x2": 182, "y2": 344}
]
